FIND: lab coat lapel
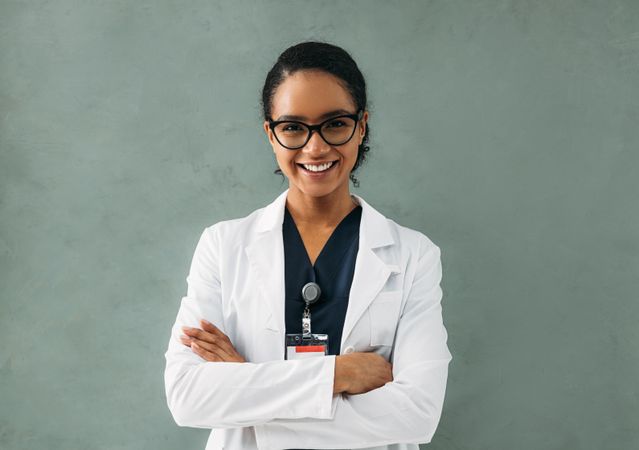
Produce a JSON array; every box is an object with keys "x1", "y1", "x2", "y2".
[
  {"x1": 340, "y1": 193, "x2": 397, "y2": 350},
  {"x1": 245, "y1": 190, "x2": 289, "y2": 339}
]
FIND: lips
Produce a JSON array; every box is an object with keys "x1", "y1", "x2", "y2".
[{"x1": 296, "y1": 160, "x2": 339, "y2": 171}]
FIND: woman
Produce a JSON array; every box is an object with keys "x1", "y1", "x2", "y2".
[{"x1": 164, "y1": 41, "x2": 452, "y2": 450}]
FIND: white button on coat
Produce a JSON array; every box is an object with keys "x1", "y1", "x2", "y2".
[{"x1": 164, "y1": 189, "x2": 453, "y2": 450}]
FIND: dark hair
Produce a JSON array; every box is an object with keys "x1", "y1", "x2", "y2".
[{"x1": 260, "y1": 41, "x2": 370, "y2": 188}]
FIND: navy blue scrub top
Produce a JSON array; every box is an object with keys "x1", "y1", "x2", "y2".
[{"x1": 283, "y1": 203, "x2": 362, "y2": 356}]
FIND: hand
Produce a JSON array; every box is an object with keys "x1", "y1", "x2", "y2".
[
  {"x1": 180, "y1": 319, "x2": 246, "y2": 363},
  {"x1": 334, "y1": 352, "x2": 393, "y2": 395}
]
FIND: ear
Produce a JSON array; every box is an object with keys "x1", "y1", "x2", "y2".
[
  {"x1": 358, "y1": 110, "x2": 368, "y2": 142},
  {"x1": 263, "y1": 121, "x2": 276, "y2": 150}
]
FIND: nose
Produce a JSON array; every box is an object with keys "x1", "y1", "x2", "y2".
[{"x1": 302, "y1": 128, "x2": 330, "y2": 154}]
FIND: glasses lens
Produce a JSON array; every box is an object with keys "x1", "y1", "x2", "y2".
[
  {"x1": 273, "y1": 122, "x2": 309, "y2": 149},
  {"x1": 273, "y1": 116, "x2": 357, "y2": 149},
  {"x1": 321, "y1": 117, "x2": 357, "y2": 145}
]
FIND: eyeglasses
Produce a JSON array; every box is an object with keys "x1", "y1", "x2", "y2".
[{"x1": 268, "y1": 109, "x2": 363, "y2": 150}]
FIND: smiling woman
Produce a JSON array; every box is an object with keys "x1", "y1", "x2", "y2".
[
  {"x1": 164, "y1": 41, "x2": 452, "y2": 450},
  {"x1": 262, "y1": 44, "x2": 371, "y2": 190},
  {"x1": 264, "y1": 69, "x2": 367, "y2": 208}
]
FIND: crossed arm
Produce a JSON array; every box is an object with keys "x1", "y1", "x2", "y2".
[{"x1": 164, "y1": 226, "x2": 452, "y2": 448}]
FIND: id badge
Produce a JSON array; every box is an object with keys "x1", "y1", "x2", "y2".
[{"x1": 285, "y1": 333, "x2": 329, "y2": 360}]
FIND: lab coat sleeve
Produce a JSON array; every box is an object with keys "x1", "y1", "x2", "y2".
[
  {"x1": 164, "y1": 225, "x2": 338, "y2": 429},
  {"x1": 253, "y1": 236, "x2": 453, "y2": 450}
]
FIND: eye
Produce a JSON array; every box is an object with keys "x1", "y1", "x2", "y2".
[
  {"x1": 281, "y1": 123, "x2": 304, "y2": 132},
  {"x1": 326, "y1": 119, "x2": 346, "y2": 128}
]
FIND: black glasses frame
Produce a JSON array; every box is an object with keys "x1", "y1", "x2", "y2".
[{"x1": 268, "y1": 109, "x2": 364, "y2": 150}]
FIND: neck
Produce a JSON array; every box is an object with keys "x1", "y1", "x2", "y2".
[{"x1": 285, "y1": 184, "x2": 357, "y2": 229}]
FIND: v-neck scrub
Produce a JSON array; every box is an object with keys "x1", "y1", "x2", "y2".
[{"x1": 282, "y1": 204, "x2": 362, "y2": 356}]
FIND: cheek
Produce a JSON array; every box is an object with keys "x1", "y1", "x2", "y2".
[
  {"x1": 274, "y1": 151, "x2": 294, "y2": 170},
  {"x1": 346, "y1": 144, "x2": 360, "y2": 163}
]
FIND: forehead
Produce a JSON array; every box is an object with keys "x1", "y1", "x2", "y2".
[{"x1": 271, "y1": 70, "x2": 356, "y2": 121}]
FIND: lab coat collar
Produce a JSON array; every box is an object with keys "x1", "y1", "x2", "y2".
[
  {"x1": 255, "y1": 188, "x2": 395, "y2": 249},
  {"x1": 246, "y1": 188, "x2": 400, "y2": 353}
]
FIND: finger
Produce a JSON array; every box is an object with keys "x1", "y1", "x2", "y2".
[
  {"x1": 179, "y1": 334, "x2": 192, "y2": 346},
  {"x1": 185, "y1": 323, "x2": 237, "y2": 357},
  {"x1": 190, "y1": 336, "x2": 236, "y2": 361},
  {"x1": 182, "y1": 324, "x2": 245, "y2": 362},
  {"x1": 182, "y1": 326, "x2": 219, "y2": 345},
  {"x1": 198, "y1": 320, "x2": 244, "y2": 360},
  {"x1": 200, "y1": 319, "x2": 228, "y2": 340},
  {"x1": 191, "y1": 341, "x2": 223, "y2": 362}
]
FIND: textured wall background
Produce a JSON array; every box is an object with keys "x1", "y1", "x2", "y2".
[{"x1": 1, "y1": 1, "x2": 638, "y2": 449}]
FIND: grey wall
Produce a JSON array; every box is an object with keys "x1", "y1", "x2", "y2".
[{"x1": 1, "y1": 1, "x2": 638, "y2": 449}]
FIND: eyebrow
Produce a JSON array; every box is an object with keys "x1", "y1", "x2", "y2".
[{"x1": 274, "y1": 109, "x2": 354, "y2": 122}]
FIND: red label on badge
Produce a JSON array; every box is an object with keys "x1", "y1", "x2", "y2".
[{"x1": 295, "y1": 345, "x2": 326, "y2": 353}]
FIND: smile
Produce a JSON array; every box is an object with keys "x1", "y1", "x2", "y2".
[{"x1": 296, "y1": 160, "x2": 338, "y2": 173}]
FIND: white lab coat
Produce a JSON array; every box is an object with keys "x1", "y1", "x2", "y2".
[{"x1": 164, "y1": 189, "x2": 452, "y2": 450}]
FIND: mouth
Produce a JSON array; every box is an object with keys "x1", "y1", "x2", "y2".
[{"x1": 296, "y1": 160, "x2": 339, "y2": 174}]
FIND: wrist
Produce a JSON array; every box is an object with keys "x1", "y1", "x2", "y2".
[{"x1": 333, "y1": 355, "x2": 350, "y2": 394}]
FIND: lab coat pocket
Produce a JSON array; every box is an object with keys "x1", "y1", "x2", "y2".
[{"x1": 368, "y1": 290, "x2": 403, "y2": 347}]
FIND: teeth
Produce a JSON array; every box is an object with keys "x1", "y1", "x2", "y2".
[{"x1": 302, "y1": 161, "x2": 335, "y2": 172}]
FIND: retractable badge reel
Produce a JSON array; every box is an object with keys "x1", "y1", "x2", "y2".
[{"x1": 285, "y1": 282, "x2": 329, "y2": 359}]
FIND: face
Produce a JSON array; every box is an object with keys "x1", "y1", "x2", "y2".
[{"x1": 263, "y1": 70, "x2": 368, "y2": 199}]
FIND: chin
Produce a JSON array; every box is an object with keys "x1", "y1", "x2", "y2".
[
  {"x1": 296, "y1": 186, "x2": 336, "y2": 197},
  {"x1": 294, "y1": 180, "x2": 348, "y2": 197}
]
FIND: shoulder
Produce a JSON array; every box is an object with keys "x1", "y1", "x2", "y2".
[
  {"x1": 199, "y1": 204, "x2": 267, "y2": 248},
  {"x1": 383, "y1": 216, "x2": 442, "y2": 264},
  {"x1": 382, "y1": 220, "x2": 443, "y2": 304},
  {"x1": 355, "y1": 193, "x2": 441, "y2": 264}
]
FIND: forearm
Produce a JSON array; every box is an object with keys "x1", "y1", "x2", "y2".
[{"x1": 332, "y1": 355, "x2": 351, "y2": 394}]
